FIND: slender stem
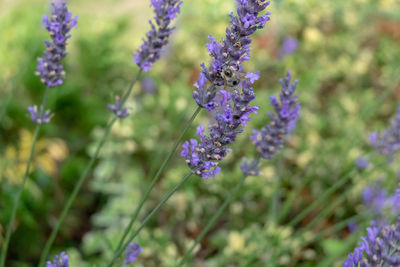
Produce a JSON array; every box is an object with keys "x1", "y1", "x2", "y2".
[
  {"x1": 177, "y1": 171, "x2": 253, "y2": 266},
  {"x1": 269, "y1": 157, "x2": 284, "y2": 223},
  {"x1": 114, "y1": 106, "x2": 201, "y2": 253},
  {"x1": 0, "y1": 86, "x2": 50, "y2": 267},
  {"x1": 38, "y1": 71, "x2": 142, "y2": 267},
  {"x1": 108, "y1": 171, "x2": 194, "y2": 267}
]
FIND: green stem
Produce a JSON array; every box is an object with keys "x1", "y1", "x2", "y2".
[
  {"x1": 286, "y1": 168, "x2": 356, "y2": 228},
  {"x1": 38, "y1": 70, "x2": 142, "y2": 267},
  {"x1": 107, "y1": 171, "x2": 193, "y2": 267},
  {"x1": 0, "y1": 86, "x2": 50, "y2": 267},
  {"x1": 178, "y1": 172, "x2": 252, "y2": 266},
  {"x1": 114, "y1": 106, "x2": 201, "y2": 253}
]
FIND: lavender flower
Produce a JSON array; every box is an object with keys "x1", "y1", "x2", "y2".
[
  {"x1": 46, "y1": 252, "x2": 69, "y2": 267},
  {"x1": 343, "y1": 218, "x2": 400, "y2": 267},
  {"x1": 182, "y1": 73, "x2": 260, "y2": 178},
  {"x1": 362, "y1": 184, "x2": 388, "y2": 216},
  {"x1": 251, "y1": 71, "x2": 300, "y2": 159},
  {"x1": 369, "y1": 105, "x2": 400, "y2": 161},
  {"x1": 124, "y1": 242, "x2": 142, "y2": 264},
  {"x1": 141, "y1": 77, "x2": 157, "y2": 94},
  {"x1": 193, "y1": 0, "x2": 271, "y2": 110},
  {"x1": 27, "y1": 105, "x2": 51, "y2": 125},
  {"x1": 278, "y1": 36, "x2": 299, "y2": 59},
  {"x1": 134, "y1": 0, "x2": 183, "y2": 72},
  {"x1": 107, "y1": 96, "x2": 130, "y2": 119},
  {"x1": 240, "y1": 158, "x2": 261, "y2": 176},
  {"x1": 36, "y1": 0, "x2": 78, "y2": 88},
  {"x1": 355, "y1": 156, "x2": 369, "y2": 170}
]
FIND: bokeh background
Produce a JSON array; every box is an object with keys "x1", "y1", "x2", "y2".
[{"x1": 1, "y1": 0, "x2": 400, "y2": 266}]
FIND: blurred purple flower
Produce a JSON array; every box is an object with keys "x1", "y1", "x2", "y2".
[
  {"x1": 46, "y1": 251, "x2": 68, "y2": 267},
  {"x1": 36, "y1": 0, "x2": 78, "y2": 88},
  {"x1": 278, "y1": 36, "x2": 299, "y2": 59},
  {"x1": 362, "y1": 184, "x2": 387, "y2": 216},
  {"x1": 369, "y1": 105, "x2": 400, "y2": 161},
  {"x1": 134, "y1": 0, "x2": 183, "y2": 71},
  {"x1": 141, "y1": 77, "x2": 157, "y2": 94},
  {"x1": 27, "y1": 105, "x2": 51, "y2": 125},
  {"x1": 124, "y1": 242, "x2": 142, "y2": 264},
  {"x1": 240, "y1": 158, "x2": 261, "y2": 176},
  {"x1": 355, "y1": 156, "x2": 369, "y2": 170},
  {"x1": 107, "y1": 96, "x2": 130, "y2": 119}
]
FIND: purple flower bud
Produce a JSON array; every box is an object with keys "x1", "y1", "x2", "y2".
[
  {"x1": 46, "y1": 251, "x2": 69, "y2": 267},
  {"x1": 36, "y1": 0, "x2": 78, "y2": 88},
  {"x1": 240, "y1": 158, "x2": 260, "y2": 176},
  {"x1": 355, "y1": 156, "x2": 369, "y2": 170},
  {"x1": 134, "y1": 0, "x2": 183, "y2": 72},
  {"x1": 124, "y1": 242, "x2": 142, "y2": 264},
  {"x1": 278, "y1": 36, "x2": 299, "y2": 59},
  {"x1": 107, "y1": 96, "x2": 130, "y2": 119},
  {"x1": 27, "y1": 105, "x2": 51, "y2": 125},
  {"x1": 141, "y1": 77, "x2": 157, "y2": 94}
]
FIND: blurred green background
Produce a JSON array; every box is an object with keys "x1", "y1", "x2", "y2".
[{"x1": 1, "y1": 0, "x2": 400, "y2": 266}]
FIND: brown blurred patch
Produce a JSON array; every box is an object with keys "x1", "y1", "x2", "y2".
[{"x1": 378, "y1": 18, "x2": 400, "y2": 41}]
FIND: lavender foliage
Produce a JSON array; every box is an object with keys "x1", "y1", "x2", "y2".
[
  {"x1": 369, "y1": 105, "x2": 400, "y2": 161},
  {"x1": 343, "y1": 217, "x2": 400, "y2": 267},
  {"x1": 251, "y1": 71, "x2": 300, "y2": 159},
  {"x1": 124, "y1": 242, "x2": 142, "y2": 264},
  {"x1": 46, "y1": 252, "x2": 69, "y2": 267},
  {"x1": 36, "y1": 0, "x2": 78, "y2": 88},
  {"x1": 193, "y1": 0, "x2": 271, "y2": 110},
  {"x1": 107, "y1": 96, "x2": 130, "y2": 119},
  {"x1": 134, "y1": 0, "x2": 183, "y2": 72},
  {"x1": 27, "y1": 105, "x2": 51, "y2": 125},
  {"x1": 182, "y1": 73, "x2": 260, "y2": 178}
]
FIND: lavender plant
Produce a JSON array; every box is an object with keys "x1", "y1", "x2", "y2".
[
  {"x1": 38, "y1": 1, "x2": 183, "y2": 265},
  {"x1": 46, "y1": 252, "x2": 69, "y2": 267},
  {"x1": 344, "y1": 217, "x2": 400, "y2": 266},
  {"x1": 108, "y1": 1, "x2": 272, "y2": 264},
  {"x1": 0, "y1": 1, "x2": 77, "y2": 266},
  {"x1": 369, "y1": 105, "x2": 400, "y2": 161},
  {"x1": 178, "y1": 71, "x2": 301, "y2": 265}
]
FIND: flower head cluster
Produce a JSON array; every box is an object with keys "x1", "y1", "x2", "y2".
[
  {"x1": 46, "y1": 252, "x2": 69, "y2": 267},
  {"x1": 240, "y1": 158, "x2": 261, "y2": 176},
  {"x1": 134, "y1": 0, "x2": 183, "y2": 72},
  {"x1": 182, "y1": 73, "x2": 260, "y2": 178},
  {"x1": 193, "y1": 0, "x2": 271, "y2": 110},
  {"x1": 124, "y1": 242, "x2": 142, "y2": 264},
  {"x1": 362, "y1": 183, "x2": 388, "y2": 216},
  {"x1": 27, "y1": 105, "x2": 51, "y2": 125},
  {"x1": 250, "y1": 71, "x2": 300, "y2": 159},
  {"x1": 355, "y1": 156, "x2": 369, "y2": 170},
  {"x1": 343, "y1": 217, "x2": 400, "y2": 267},
  {"x1": 107, "y1": 96, "x2": 130, "y2": 119},
  {"x1": 36, "y1": 0, "x2": 78, "y2": 88},
  {"x1": 369, "y1": 105, "x2": 400, "y2": 161}
]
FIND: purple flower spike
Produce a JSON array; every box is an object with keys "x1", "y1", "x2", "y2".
[
  {"x1": 107, "y1": 96, "x2": 131, "y2": 119},
  {"x1": 27, "y1": 105, "x2": 51, "y2": 125},
  {"x1": 362, "y1": 184, "x2": 388, "y2": 216},
  {"x1": 193, "y1": 0, "x2": 271, "y2": 110},
  {"x1": 343, "y1": 217, "x2": 400, "y2": 266},
  {"x1": 124, "y1": 242, "x2": 142, "y2": 264},
  {"x1": 46, "y1": 251, "x2": 69, "y2": 267},
  {"x1": 134, "y1": 0, "x2": 183, "y2": 72},
  {"x1": 369, "y1": 105, "x2": 400, "y2": 161},
  {"x1": 251, "y1": 72, "x2": 300, "y2": 159},
  {"x1": 182, "y1": 74, "x2": 259, "y2": 178},
  {"x1": 36, "y1": 0, "x2": 78, "y2": 88},
  {"x1": 278, "y1": 36, "x2": 299, "y2": 59}
]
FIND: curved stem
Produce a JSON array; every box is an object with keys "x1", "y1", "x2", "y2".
[
  {"x1": 0, "y1": 86, "x2": 51, "y2": 267},
  {"x1": 114, "y1": 106, "x2": 201, "y2": 253},
  {"x1": 177, "y1": 172, "x2": 250, "y2": 266},
  {"x1": 38, "y1": 70, "x2": 142, "y2": 267},
  {"x1": 107, "y1": 171, "x2": 194, "y2": 267}
]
